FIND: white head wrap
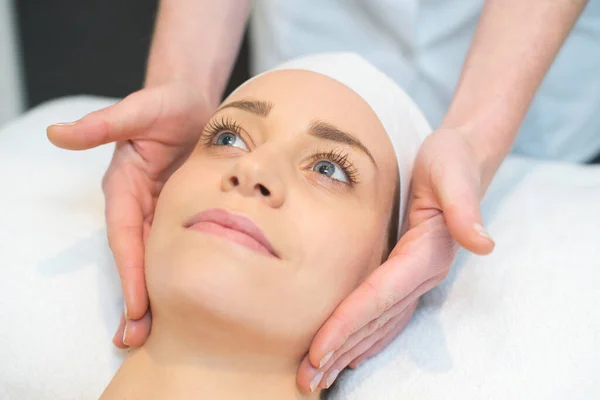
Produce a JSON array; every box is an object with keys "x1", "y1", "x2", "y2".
[{"x1": 236, "y1": 52, "x2": 432, "y2": 238}]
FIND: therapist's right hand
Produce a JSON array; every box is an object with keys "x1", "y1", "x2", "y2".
[{"x1": 47, "y1": 82, "x2": 214, "y2": 348}]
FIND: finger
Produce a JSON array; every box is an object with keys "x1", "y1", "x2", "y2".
[
  {"x1": 320, "y1": 302, "x2": 417, "y2": 389},
  {"x1": 296, "y1": 354, "x2": 323, "y2": 394},
  {"x1": 122, "y1": 309, "x2": 152, "y2": 348},
  {"x1": 432, "y1": 159, "x2": 494, "y2": 255},
  {"x1": 315, "y1": 273, "x2": 438, "y2": 377},
  {"x1": 348, "y1": 301, "x2": 417, "y2": 369},
  {"x1": 307, "y1": 239, "x2": 437, "y2": 369},
  {"x1": 106, "y1": 188, "x2": 148, "y2": 320},
  {"x1": 299, "y1": 292, "x2": 420, "y2": 390},
  {"x1": 46, "y1": 89, "x2": 161, "y2": 150},
  {"x1": 318, "y1": 312, "x2": 405, "y2": 389},
  {"x1": 112, "y1": 312, "x2": 128, "y2": 349}
]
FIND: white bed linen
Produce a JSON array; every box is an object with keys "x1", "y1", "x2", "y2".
[{"x1": 1, "y1": 97, "x2": 599, "y2": 399}]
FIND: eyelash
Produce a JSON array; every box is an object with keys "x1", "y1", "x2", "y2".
[
  {"x1": 307, "y1": 149, "x2": 359, "y2": 185},
  {"x1": 199, "y1": 116, "x2": 244, "y2": 147},
  {"x1": 199, "y1": 116, "x2": 359, "y2": 186}
]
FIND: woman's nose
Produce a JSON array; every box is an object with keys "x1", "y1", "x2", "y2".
[{"x1": 221, "y1": 153, "x2": 286, "y2": 208}]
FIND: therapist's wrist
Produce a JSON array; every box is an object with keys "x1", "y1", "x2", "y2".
[
  {"x1": 440, "y1": 118, "x2": 514, "y2": 192},
  {"x1": 144, "y1": 70, "x2": 224, "y2": 110}
]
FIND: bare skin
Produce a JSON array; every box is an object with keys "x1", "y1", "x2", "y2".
[{"x1": 99, "y1": 68, "x2": 398, "y2": 399}]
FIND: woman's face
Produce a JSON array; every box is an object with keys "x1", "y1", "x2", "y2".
[{"x1": 146, "y1": 69, "x2": 399, "y2": 358}]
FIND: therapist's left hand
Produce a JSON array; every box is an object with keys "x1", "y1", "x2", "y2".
[{"x1": 296, "y1": 127, "x2": 497, "y2": 393}]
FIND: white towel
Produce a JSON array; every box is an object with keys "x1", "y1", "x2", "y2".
[
  {"x1": 1, "y1": 97, "x2": 599, "y2": 399},
  {"x1": 328, "y1": 158, "x2": 600, "y2": 399},
  {"x1": 0, "y1": 97, "x2": 123, "y2": 399}
]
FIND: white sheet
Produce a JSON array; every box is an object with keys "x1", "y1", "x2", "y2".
[
  {"x1": 329, "y1": 158, "x2": 600, "y2": 399},
  {"x1": 1, "y1": 97, "x2": 599, "y2": 399}
]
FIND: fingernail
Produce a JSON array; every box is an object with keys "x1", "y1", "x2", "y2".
[
  {"x1": 310, "y1": 372, "x2": 324, "y2": 392},
  {"x1": 473, "y1": 223, "x2": 493, "y2": 242},
  {"x1": 319, "y1": 350, "x2": 334, "y2": 368},
  {"x1": 124, "y1": 303, "x2": 129, "y2": 320},
  {"x1": 325, "y1": 369, "x2": 340, "y2": 388},
  {"x1": 52, "y1": 121, "x2": 77, "y2": 126},
  {"x1": 122, "y1": 322, "x2": 129, "y2": 346}
]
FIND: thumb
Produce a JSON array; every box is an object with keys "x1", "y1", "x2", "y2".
[
  {"x1": 47, "y1": 89, "x2": 161, "y2": 150},
  {"x1": 433, "y1": 159, "x2": 495, "y2": 255}
]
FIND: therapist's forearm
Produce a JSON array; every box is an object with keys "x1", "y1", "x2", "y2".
[
  {"x1": 145, "y1": 0, "x2": 250, "y2": 106},
  {"x1": 442, "y1": 0, "x2": 588, "y2": 186}
]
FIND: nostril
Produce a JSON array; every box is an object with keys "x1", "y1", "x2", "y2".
[
  {"x1": 258, "y1": 184, "x2": 270, "y2": 196},
  {"x1": 230, "y1": 176, "x2": 239, "y2": 186}
]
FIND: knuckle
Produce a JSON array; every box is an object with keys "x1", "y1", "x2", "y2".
[
  {"x1": 341, "y1": 348, "x2": 359, "y2": 367},
  {"x1": 367, "y1": 312, "x2": 392, "y2": 334},
  {"x1": 376, "y1": 291, "x2": 396, "y2": 315},
  {"x1": 331, "y1": 312, "x2": 358, "y2": 341},
  {"x1": 381, "y1": 312, "x2": 392, "y2": 327},
  {"x1": 366, "y1": 318, "x2": 382, "y2": 333},
  {"x1": 382, "y1": 317, "x2": 398, "y2": 336},
  {"x1": 347, "y1": 341, "x2": 366, "y2": 362},
  {"x1": 364, "y1": 280, "x2": 396, "y2": 315}
]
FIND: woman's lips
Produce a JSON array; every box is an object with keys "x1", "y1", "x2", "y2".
[{"x1": 183, "y1": 208, "x2": 279, "y2": 259}]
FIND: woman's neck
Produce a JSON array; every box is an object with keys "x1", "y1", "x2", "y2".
[{"x1": 100, "y1": 320, "x2": 321, "y2": 400}]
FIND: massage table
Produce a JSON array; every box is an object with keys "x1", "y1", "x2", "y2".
[{"x1": 1, "y1": 97, "x2": 599, "y2": 399}]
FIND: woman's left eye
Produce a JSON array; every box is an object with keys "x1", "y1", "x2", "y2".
[
  {"x1": 312, "y1": 160, "x2": 348, "y2": 183},
  {"x1": 213, "y1": 132, "x2": 248, "y2": 150}
]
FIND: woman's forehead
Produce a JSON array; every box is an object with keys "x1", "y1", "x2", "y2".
[{"x1": 223, "y1": 70, "x2": 397, "y2": 165}]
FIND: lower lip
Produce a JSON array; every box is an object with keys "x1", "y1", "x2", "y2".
[{"x1": 187, "y1": 221, "x2": 275, "y2": 258}]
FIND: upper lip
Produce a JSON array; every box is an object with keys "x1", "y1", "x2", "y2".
[{"x1": 183, "y1": 208, "x2": 279, "y2": 258}]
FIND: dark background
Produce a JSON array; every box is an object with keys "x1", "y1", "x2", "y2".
[
  {"x1": 14, "y1": 1, "x2": 599, "y2": 163},
  {"x1": 15, "y1": 0, "x2": 250, "y2": 108}
]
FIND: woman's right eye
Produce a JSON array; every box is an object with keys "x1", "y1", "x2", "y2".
[{"x1": 213, "y1": 132, "x2": 249, "y2": 151}]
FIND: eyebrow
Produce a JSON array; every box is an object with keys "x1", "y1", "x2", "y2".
[
  {"x1": 217, "y1": 99, "x2": 376, "y2": 166},
  {"x1": 309, "y1": 120, "x2": 377, "y2": 166},
  {"x1": 218, "y1": 99, "x2": 273, "y2": 117}
]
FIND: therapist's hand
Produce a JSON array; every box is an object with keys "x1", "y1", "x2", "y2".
[
  {"x1": 297, "y1": 127, "x2": 497, "y2": 392},
  {"x1": 47, "y1": 82, "x2": 213, "y2": 348}
]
